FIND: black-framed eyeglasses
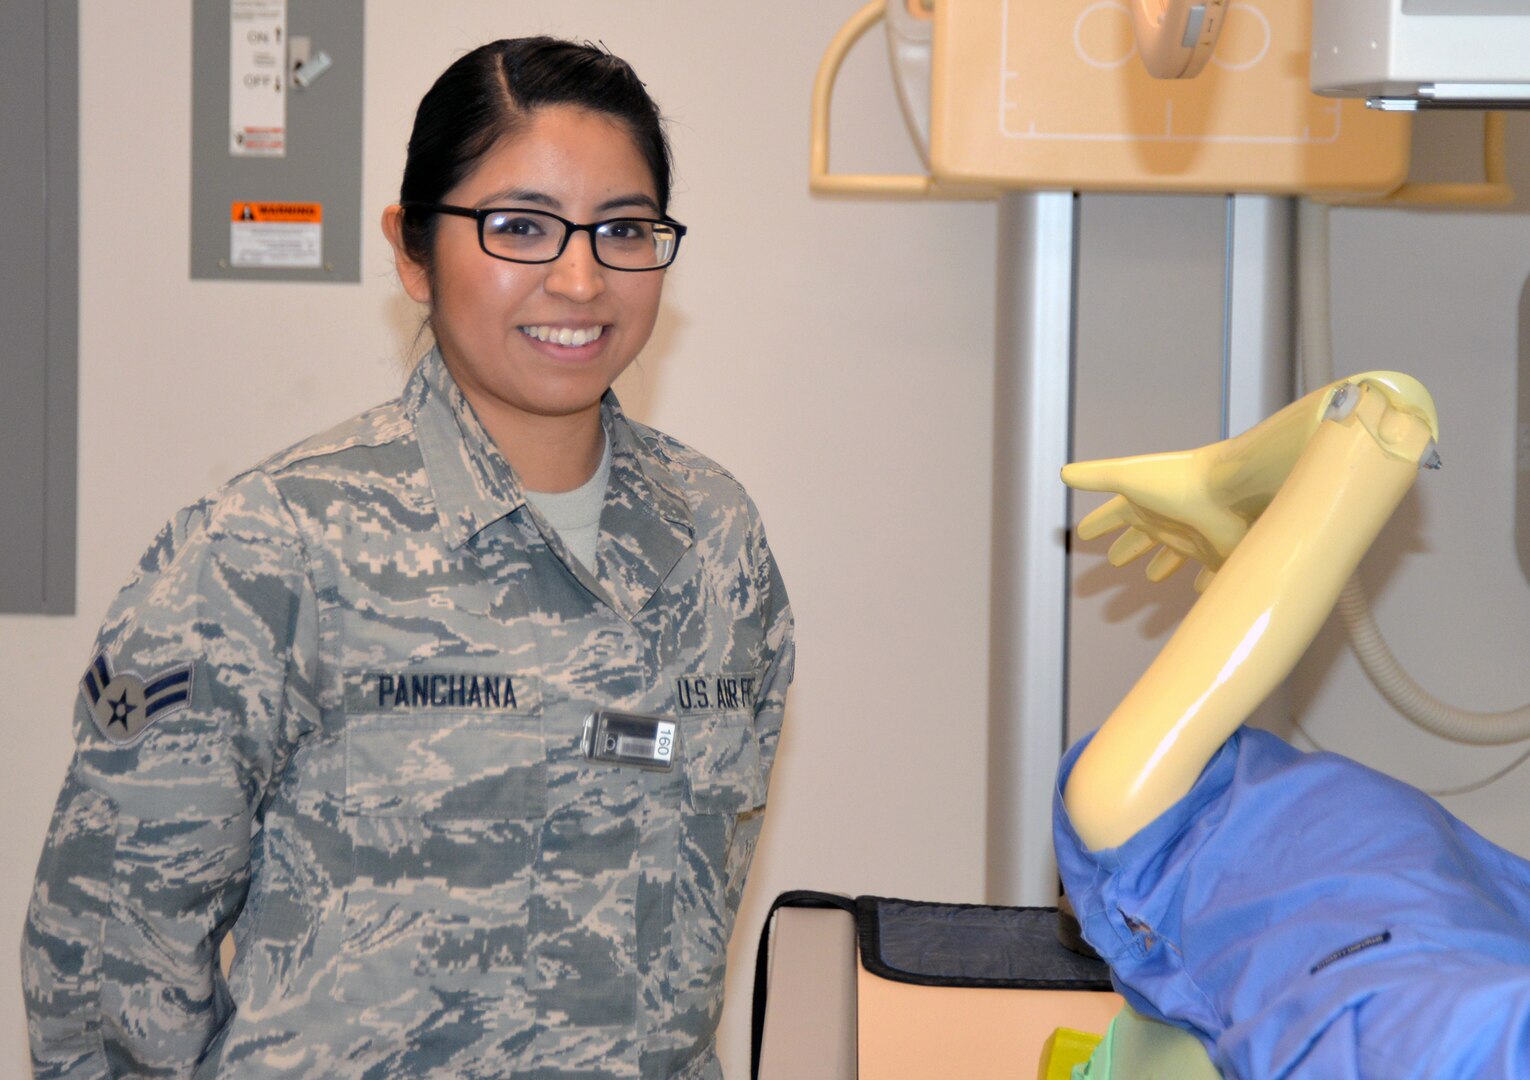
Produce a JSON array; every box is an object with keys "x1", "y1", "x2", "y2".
[{"x1": 402, "y1": 202, "x2": 686, "y2": 271}]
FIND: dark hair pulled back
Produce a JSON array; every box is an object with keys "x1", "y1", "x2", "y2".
[{"x1": 398, "y1": 37, "x2": 673, "y2": 271}]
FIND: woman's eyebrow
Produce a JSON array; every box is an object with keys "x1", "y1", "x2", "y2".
[
  {"x1": 597, "y1": 193, "x2": 661, "y2": 214},
  {"x1": 477, "y1": 187, "x2": 559, "y2": 209},
  {"x1": 474, "y1": 189, "x2": 661, "y2": 215}
]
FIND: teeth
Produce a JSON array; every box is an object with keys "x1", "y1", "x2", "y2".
[{"x1": 520, "y1": 324, "x2": 604, "y2": 347}]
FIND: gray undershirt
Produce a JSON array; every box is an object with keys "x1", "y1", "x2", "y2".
[{"x1": 523, "y1": 434, "x2": 611, "y2": 573}]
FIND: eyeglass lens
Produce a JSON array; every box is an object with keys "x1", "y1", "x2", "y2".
[{"x1": 482, "y1": 210, "x2": 678, "y2": 269}]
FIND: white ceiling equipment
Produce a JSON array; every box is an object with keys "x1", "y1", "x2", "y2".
[{"x1": 1310, "y1": 0, "x2": 1530, "y2": 109}]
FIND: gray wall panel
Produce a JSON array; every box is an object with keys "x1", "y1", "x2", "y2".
[
  {"x1": 0, "y1": 1, "x2": 77, "y2": 615},
  {"x1": 44, "y1": 0, "x2": 80, "y2": 616}
]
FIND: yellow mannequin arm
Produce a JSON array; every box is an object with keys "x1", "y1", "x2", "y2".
[{"x1": 1061, "y1": 374, "x2": 1439, "y2": 851}]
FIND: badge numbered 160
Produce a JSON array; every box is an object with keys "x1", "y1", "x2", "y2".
[{"x1": 582, "y1": 710, "x2": 677, "y2": 771}]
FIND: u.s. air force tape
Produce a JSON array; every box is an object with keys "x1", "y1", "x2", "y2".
[
  {"x1": 673, "y1": 672, "x2": 758, "y2": 715},
  {"x1": 79, "y1": 651, "x2": 195, "y2": 745}
]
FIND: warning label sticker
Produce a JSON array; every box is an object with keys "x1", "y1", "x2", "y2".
[{"x1": 230, "y1": 201, "x2": 322, "y2": 268}]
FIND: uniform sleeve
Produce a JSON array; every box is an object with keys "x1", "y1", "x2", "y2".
[
  {"x1": 748, "y1": 504, "x2": 793, "y2": 780},
  {"x1": 23, "y1": 470, "x2": 319, "y2": 1079}
]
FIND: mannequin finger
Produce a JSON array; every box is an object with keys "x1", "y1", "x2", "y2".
[
  {"x1": 1067, "y1": 451, "x2": 1197, "y2": 505},
  {"x1": 1107, "y1": 528, "x2": 1157, "y2": 567},
  {"x1": 1077, "y1": 497, "x2": 1131, "y2": 541},
  {"x1": 1145, "y1": 547, "x2": 1186, "y2": 582},
  {"x1": 1061, "y1": 459, "x2": 1128, "y2": 494}
]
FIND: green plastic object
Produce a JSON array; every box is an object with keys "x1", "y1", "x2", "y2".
[{"x1": 1070, "y1": 1005, "x2": 1224, "y2": 1080}]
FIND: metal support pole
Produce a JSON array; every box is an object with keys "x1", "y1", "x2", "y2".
[
  {"x1": 1227, "y1": 194, "x2": 1297, "y2": 734},
  {"x1": 1224, "y1": 195, "x2": 1295, "y2": 437},
  {"x1": 986, "y1": 191, "x2": 1077, "y2": 906}
]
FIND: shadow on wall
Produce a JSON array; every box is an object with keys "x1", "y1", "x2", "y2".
[{"x1": 1414, "y1": 111, "x2": 1530, "y2": 215}]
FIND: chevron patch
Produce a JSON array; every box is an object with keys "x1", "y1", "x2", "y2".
[{"x1": 80, "y1": 651, "x2": 195, "y2": 745}]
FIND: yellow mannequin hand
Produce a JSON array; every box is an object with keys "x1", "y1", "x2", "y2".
[
  {"x1": 1065, "y1": 452, "x2": 1248, "y2": 590},
  {"x1": 1063, "y1": 372, "x2": 1439, "y2": 593}
]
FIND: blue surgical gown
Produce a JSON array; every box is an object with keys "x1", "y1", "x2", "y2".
[{"x1": 1054, "y1": 728, "x2": 1530, "y2": 1079}]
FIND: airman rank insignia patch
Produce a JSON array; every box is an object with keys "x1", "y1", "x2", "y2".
[{"x1": 79, "y1": 651, "x2": 194, "y2": 745}]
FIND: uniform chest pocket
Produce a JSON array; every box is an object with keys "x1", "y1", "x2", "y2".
[
  {"x1": 345, "y1": 714, "x2": 547, "y2": 820},
  {"x1": 336, "y1": 681, "x2": 547, "y2": 1012},
  {"x1": 342, "y1": 669, "x2": 547, "y2": 820},
  {"x1": 665, "y1": 710, "x2": 768, "y2": 1031},
  {"x1": 681, "y1": 712, "x2": 766, "y2": 815}
]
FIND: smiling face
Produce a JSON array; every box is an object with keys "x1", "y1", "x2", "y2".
[{"x1": 387, "y1": 105, "x2": 665, "y2": 445}]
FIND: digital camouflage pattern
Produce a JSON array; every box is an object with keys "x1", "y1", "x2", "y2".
[{"x1": 23, "y1": 350, "x2": 793, "y2": 1079}]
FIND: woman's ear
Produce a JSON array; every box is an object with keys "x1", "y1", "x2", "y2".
[{"x1": 382, "y1": 204, "x2": 432, "y2": 304}]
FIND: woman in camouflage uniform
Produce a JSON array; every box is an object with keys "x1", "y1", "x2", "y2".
[{"x1": 25, "y1": 38, "x2": 792, "y2": 1080}]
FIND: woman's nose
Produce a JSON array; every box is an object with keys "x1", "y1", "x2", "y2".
[{"x1": 543, "y1": 231, "x2": 606, "y2": 302}]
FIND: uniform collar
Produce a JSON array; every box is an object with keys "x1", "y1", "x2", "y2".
[
  {"x1": 409, "y1": 351, "x2": 695, "y2": 618},
  {"x1": 408, "y1": 348, "x2": 527, "y2": 551},
  {"x1": 598, "y1": 397, "x2": 695, "y2": 621}
]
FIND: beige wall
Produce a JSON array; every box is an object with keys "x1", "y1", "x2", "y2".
[{"x1": 0, "y1": 2, "x2": 997, "y2": 1075}]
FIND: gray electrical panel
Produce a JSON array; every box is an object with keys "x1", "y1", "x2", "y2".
[
  {"x1": 0, "y1": 1, "x2": 78, "y2": 615},
  {"x1": 190, "y1": 0, "x2": 364, "y2": 282}
]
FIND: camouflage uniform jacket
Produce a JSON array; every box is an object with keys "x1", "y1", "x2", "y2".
[{"x1": 23, "y1": 350, "x2": 794, "y2": 1079}]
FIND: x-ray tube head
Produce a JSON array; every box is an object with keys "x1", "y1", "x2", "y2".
[{"x1": 1132, "y1": 0, "x2": 1229, "y2": 79}]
